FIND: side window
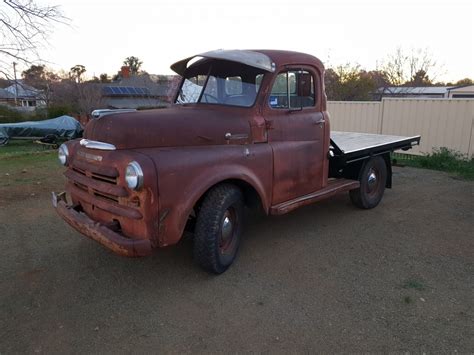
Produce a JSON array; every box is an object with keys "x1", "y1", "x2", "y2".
[
  {"x1": 269, "y1": 70, "x2": 315, "y2": 109},
  {"x1": 202, "y1": 76, "x2": 218, "y2": 101},
  {"x1": 225, "y1": 76, "x2": 242, "y2": 95},
  {"x1": 177, "y1": 75, "x2": 207, "y2": 103}
]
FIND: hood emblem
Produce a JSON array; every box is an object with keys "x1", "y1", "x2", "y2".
[{"x1": 77, "y1": 150, "x2": 103, "y2": 162}]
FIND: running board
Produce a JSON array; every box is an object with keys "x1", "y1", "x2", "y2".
[{"x1": 270, "y1": 179, "x2": 360, "y2": 215}]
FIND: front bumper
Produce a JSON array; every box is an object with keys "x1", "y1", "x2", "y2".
[{"x1": 52, "y1": 192, "x2": 152, "y2": 257}]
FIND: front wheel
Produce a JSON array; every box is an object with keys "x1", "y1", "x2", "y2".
[
  {"x1": 193, "y1": 184, "x2": 244, "y2": 274},
  {"x1": 349, "y1": 156, "x2": 387, "y2": 209}
]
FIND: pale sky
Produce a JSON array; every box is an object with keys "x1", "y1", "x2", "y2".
[{"x1": 35, "y1": 0, "x2": 473, "y2": 82}]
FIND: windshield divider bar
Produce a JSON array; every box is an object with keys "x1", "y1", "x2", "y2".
[{"x1": 197, "y1": 65, "x2": 213, "y2": 103}]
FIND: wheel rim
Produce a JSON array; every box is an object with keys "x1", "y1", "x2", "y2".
[
  {"x1": 219, "y1": 208, "x2": 237, "y2": 254},
  {"x1": 366, "y1": 167, "x2": 381, "y2": 197}
]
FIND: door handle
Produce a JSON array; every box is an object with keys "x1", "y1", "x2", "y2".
[{"x1": 225, "y1": 132, "x2": 249, "y2": 140}]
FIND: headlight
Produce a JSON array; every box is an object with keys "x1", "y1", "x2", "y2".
[
  {"x1": 58, "y1": 144, "x2": 69, "y2": 166},
  {"x1": 125, "y1": 161, "x2": 144, "y2": 190}
]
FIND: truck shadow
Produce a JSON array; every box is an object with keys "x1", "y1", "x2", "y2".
[
  {"x1": 36, "y1": 191, "x2": 369, "y2": 305},
  {"x1": 70, "y1": 192, "x2": 356, "y2": 280}
]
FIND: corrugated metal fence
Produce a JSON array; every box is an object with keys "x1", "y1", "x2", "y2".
[{"x1": 328, "y1": 98, "x2": 474, "y2": 157}]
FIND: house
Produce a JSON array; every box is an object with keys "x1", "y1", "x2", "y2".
[
  {"x1": 101, "y1": 82, "x2": 170, "y2": 109},
  {"x1": 375, "y1": 85, "x2": 474, "y2": 100},
  {"x1": 446, "y1": 85, "x2": 474, "y2": 98},
  {"x1": 100, "y1": 67, "x2": 178, "y2": 109},
  {"x1": 0, "y1": 88, "x2": 16, "y2": 106},
  {"x1": 0, "y1": 81, "x2": 45, "y2": 110}
]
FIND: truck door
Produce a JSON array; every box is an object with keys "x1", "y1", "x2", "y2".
[{"x1": 263, "y1": 68, "x2": 326, "y2": 205}]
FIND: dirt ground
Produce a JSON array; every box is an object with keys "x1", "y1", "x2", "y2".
[{"x1": 0, "y1": 163, "x2": 473, "y2": 353}]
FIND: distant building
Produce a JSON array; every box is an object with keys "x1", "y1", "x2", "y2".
[
  {"x1": 375, "y1": 85, "x2": 474, "y2": 100},
  {"x1": 0, "y1": 81, "x2": 45, "y2": 110},
  {"x1": 100, "y1": 67, "x2": 178, "y2": 109},
  {"x1": 446, "y1": 85, "x2": 474, "y2": 98},
  {"x1": 0, "y1": 88, "x2": 16, "y2": 106}
]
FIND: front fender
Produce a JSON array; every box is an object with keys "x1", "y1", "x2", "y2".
[{"x1": 139, "y1": 144, "x2": 273, "y2": 247}]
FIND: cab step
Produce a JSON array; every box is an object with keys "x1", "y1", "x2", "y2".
[{"x1": 270, "y1": 179, "x2": 360, "y2": 215}]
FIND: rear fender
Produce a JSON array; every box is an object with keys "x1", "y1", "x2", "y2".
[
  {"x1": 382, "y1": 153, "x2": 392, "y2": 188},
  {"x1": 343, "y1": 153, "x2": 392, "y2": 188}
]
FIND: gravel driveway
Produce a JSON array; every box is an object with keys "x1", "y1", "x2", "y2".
[{"x1": 1, "y1": 166, "x2": 473, "y2": 353}]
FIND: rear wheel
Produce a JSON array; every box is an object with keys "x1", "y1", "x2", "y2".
[
  {"x1": 349, "y1": 156, "x2": 387, "y2": 209},
  {"x1": 193, "y1": 184, "x2": 243, "y2": 274}
]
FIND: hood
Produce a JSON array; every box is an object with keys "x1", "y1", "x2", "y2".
[{"x1": 83, "y1": 106, "x2": 252, "y2": 149}]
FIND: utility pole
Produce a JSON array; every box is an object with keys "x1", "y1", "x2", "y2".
[{"x1": 12, "y1": 62, "x2": 18, "y2": 106}]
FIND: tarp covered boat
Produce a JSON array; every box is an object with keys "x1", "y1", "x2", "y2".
[{"x1": 0, "y1": 115, "x2": 83, "y2": 145}]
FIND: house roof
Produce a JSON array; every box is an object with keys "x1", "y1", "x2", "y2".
[
  {"x1": 102, "y1": 84, "x2": 168, "y2": 97},
  {"x1": 0, "y1": 88, "x2": 16, "y2": 99},
  {"x1": 447, "y1": 84, "x2": 474, "y2": 92},
  {"x1": 377, "y1": 86, "x2": 454, "y2": 95},
  {"x1": 5, "y1": 82, "x2": 42, "y2": 98},
  {"x1": 111, "y1": 73, "x2": 170, "y2": 96}
]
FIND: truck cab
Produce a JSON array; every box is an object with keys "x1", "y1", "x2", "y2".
[{"x1": 53, "y1": 50, "x2": 420, "y2": 273}]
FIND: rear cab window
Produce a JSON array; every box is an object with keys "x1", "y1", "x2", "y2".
[{"x1": 269, "y1": 70, "x2": 315, "y2": 109}]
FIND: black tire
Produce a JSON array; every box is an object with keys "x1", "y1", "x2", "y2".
[
  {"x1": 194, "y1": 184, "x2": 244, "y2": 274},
  {"x1": 349, "y1": 156, "x2": 387, "y2": 209}
]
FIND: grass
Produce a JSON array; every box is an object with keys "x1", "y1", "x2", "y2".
[
  {"x1": 0, "y1": 139, "x2": 59, "y2": 158},
  {"x1": 402, "y1": 279, "x2": 426, "y2": 291},
  {"x1": 0, "y1": 140, "x2": 61, "y2": 188},
  {"x1": 394, "y1": 148, "x2": 474, "y2": 180},
  {"x1": 402, "y1": 278, "x2": 426, "y2": 305}
]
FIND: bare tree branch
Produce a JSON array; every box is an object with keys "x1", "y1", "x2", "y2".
[
  {"x1": 0, "y1": 0, "x2": 68, "y2": 78},
  {"x1": 378, "y1": 47, "x2": 441, "y2": 86}
]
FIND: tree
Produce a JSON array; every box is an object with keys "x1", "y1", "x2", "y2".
[
  {"x1": 69, "y1": 64, "x2": 86, "y2": 83},
  {"x1": 454, "y1": 78, "x2": 473, "y2": 86},
  {"x1": 378, "y1": 48, "x2": 438, "y2": 86},
  {"x1": 21, "y1": 64, "x2": 59, "y2": 106},
  {"x1": 0, "y1": 0, "x2": 67, "y2": 78},
  {"x1": 22, "y1": 64, "x2": 58, "y2": 86},
  {"x1": 87, "y1": 76, "x2": 100, "y2": 83},
  {"x1": 324, "y1": 64, "x2": 377, "y2": 101},
  {"x1": 99, "y1": 73, "x2": 110, "y2": 83},
  {"x1": 0, "y1": 77, "x2": 9, "y2": 88},
  {"x1": 366, "y1": 70, "x2": 391, "y2": 89},
  {"x1": 49, "y1": 80, "x2": 104, "y2": 115},
  {"x1": 22, "y1": 64, "x2": 45, "y2": 83},
  {"x1": 405, "y1": 69, "x2": 432, "y2": 87},
  {"x1": 324, "y1": 68, "x2": 340, "y2": 101},
  {"x1": 76, "y1": 83, "x2": 105, "y2": 114},
  {"x1": 123, "y1": 56, "x2": 143, "y2": 74},
  {"x1": 48, "y1": 79, "x2": 78, "y2": 112}
]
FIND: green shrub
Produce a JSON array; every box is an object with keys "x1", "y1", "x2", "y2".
[
  {"x1": 0, "y1": 105, "x2": 26, "y2": 123},
  {"x1": 0, "y1": 104, "x2": 74, "y2": 123},
  {"x1": 47, "y1": 105, "x2": 73, "y2": 118},
  {"x1": 396, "y1": 148, "x2": 474, "y2": 180}
]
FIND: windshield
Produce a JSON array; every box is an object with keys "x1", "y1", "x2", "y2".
[{"x1": 175, "y1": 60, "x2": 265, "y2": 107}]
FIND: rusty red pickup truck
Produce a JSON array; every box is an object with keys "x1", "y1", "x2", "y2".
[{"x1": 53, "y1": 50, "x2": 420, "y2": 273}]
